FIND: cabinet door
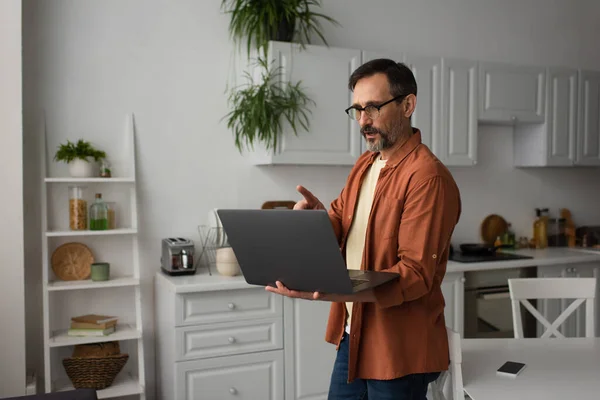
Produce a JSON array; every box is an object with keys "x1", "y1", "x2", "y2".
[
  {"x1": 284, "y1": 298, "x2": 336, "y2": 400},
  {"x1": 175, "y1": 350, "x2": 284, "y2": 400},
  {"x1": 404, "y1": 55, "x2": 441, "y2": 153},
  {"x1": 577, "y1": 70, "x2": 600, "y2": 166},
  {"x1": 479, "y1": 62, "x2": 545, "y2": 123},
  {"x1": 252, "y1": 41, "x2": 362, "y2": 165},
  {"x1": 545, "y1": 68, "x2": 578, "y2": 166},
  {"x1": 440, "y1": 58, "x2": 478, "y2": 166},
  {"x1": 441, "y1": 272, "x2": 465, "y2": 336}
]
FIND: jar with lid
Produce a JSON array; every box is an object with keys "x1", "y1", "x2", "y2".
[
  {"x1": 68, "y1": 186, "x2": 87, "y2": 230},
  {"x1": 90, "y1": 193, "x2": 109, "y2": 230}
]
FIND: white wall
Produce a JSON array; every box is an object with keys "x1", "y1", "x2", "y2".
[
  {"x1": 21, "y1": 0, "x2": 600, "y2": 397},
  {"x1": 0, "y1": 0, "x2": 26, "y2": 396}
]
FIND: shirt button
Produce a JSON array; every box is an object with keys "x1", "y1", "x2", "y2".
[
  {"x1": 348, "y1": 216, "x2": 352, "y2": 219},
  {"x1": 432, "y1": 254, "x2": 437, "y2": 259}
]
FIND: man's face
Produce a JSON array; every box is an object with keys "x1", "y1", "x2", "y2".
[{"x1": 351, "y1": 73, "x2": 404, "y2": 152}]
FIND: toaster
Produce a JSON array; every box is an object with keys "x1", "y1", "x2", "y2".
[{"x1": 161, "y1": 237, "x2": 196, "y2": 276}]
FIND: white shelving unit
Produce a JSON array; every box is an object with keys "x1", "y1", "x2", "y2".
[{"x1": 40, "y1": 113, "x2": 146, "y2": 399}]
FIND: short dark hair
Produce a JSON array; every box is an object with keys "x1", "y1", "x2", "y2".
[{"x1": 348, "y1": 58, "x2": 417, "y2": 99}]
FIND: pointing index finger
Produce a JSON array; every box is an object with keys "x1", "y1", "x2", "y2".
[{"x1": 296, "y1": 185, "x2": 318, "y2": 204}]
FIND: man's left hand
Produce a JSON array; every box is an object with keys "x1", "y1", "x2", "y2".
[{"x1": 265, "y1": 281, "x2": 375, "y2": 303}]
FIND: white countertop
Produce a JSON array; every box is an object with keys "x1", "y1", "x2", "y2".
[
  {"x1": 156, "y1": 269, "x2": 253, "y2": 293},
  {"x1": 156, "y1": 247, "x2": 600, "y2": 293},
  {"x1": 446, "y1": 247, "x2": 600, "y2": 273}
]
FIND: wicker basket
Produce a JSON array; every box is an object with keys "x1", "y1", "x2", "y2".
[{"x1": 62, "y1": 353, "x2": 129, "y2": 390}]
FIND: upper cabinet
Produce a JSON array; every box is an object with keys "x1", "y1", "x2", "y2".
[
  {"x1": 242, "y1": 41, "x2": 599, "y2": 168},
  {"x1": 249, "y1": 41, "x2": 362, "y2": 166},
  {"x1": 514, "y1": 68, "x2": 578, "y2": 167},
  {"x1": 478, "y1": 62, "x2": 546, "y2": 123},
  {"x1": 577, "y1": 71, "x2": 600, "y2": 166},
  {"x1": 440, "y1": 58, "x2": 478, "y2": 166}
]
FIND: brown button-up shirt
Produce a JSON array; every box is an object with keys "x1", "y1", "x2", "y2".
[{"x1": 325, "y1": 129, "x2": 461, "y2": 382}]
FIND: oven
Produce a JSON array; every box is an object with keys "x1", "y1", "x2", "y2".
[{"x1": 463, "y1": 267, "x2": 538, "y2": 338}]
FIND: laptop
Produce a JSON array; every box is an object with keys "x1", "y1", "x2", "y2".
[{"x1": 216, "y1": 209, "x2": 400, "y2": 295}]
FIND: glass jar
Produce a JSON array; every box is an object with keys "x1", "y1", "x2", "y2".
[
  {"x1": 106, "y1": 201, "x2": 117, "y2": 229},
  {"x1": 99, "y1": 160, "x2": 111, "y2": 178},
  {"x1": 69, "y1": 186, "x2": 87, "y2": 230},
  {"x1": 89, "y1": 193, "x2": 109, "y2": 230}
]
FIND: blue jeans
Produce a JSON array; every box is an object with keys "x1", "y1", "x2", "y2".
[{"x1": 328, "y1": 333, "x2": 440, "y2": 400}]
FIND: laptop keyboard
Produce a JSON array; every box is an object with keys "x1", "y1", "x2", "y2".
[{"x1": 351, "y1": 279, "x2": 368, "y2": 287}]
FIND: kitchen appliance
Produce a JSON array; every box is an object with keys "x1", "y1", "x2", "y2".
[
  {"x1": 464, "y1": 267, "x2": 538, "y2": 338},
  {"x1": 449, "y1": 243, "x2": 534, "y2": 263},
  {"x1": 161, "y1": 237, "x2": 196, "y2": 276}
]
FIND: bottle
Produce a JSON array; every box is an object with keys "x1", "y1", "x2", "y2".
[
  {"x1": 68, "y1": 185, "x2": 87, "y2": 230},
  {"x1": 533, "y1": 208, "x2": 549, "y2": 249},
  {"x1": 89, "y1": 193, "x2": 109, "y2": 230},
  {"x1": 494, "y1": 236, "x2": 503, "y2": 247},
  {"x1": 502, "y1": 223, "x2": 516, "y2": 248}
]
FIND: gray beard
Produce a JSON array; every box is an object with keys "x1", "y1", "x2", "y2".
[{"x1": 363, "y1": 120, "x2": 403, "y2": 152}]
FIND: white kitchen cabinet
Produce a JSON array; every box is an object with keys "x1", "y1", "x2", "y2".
[
  {"x1": 249, "y1": 41, "x2": 362, "y2": 166},
  {"x1": 155, "y1": 275, "x2": 285, "y2": 400},
  {"x1": 440, "y1": 58, "x2": 478, "y2": 166},
  {"x1": 175, "y1": 351, "x2": 284, "y2": 400},
  {"x1": 478, "y1": 62, "x2": 546, "y2": 123},
  {"x1": 536, "y1": 264, "x2": 600, "y2": 337},
  {"x1": 283, "y1": 298, "x2": 335, "y2": 400},
  {"x1": 441, "y1": 272, "x2": 465, "y2": 336},
  {"x1": 577, "y1": 70, "x2": 600, "y2": 166},
  {"x1": 514, "y1": 68, "x2": 578, "y2": 167}
]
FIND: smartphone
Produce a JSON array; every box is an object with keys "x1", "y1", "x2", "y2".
[{"x1": 496, "y1": 361, "x2": 526, "y2": 378}]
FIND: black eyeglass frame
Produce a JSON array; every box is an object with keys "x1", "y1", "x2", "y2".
[{"x1": 344, "y1": 93, "x2": 408, "y2": 121}]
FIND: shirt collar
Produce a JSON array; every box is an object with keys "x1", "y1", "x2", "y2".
[{"x1": 367, "y1": 128, "x2": 422, "y2": 168}]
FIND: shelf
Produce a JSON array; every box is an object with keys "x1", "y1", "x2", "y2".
[
  {"x1": 46, "y1": 228, "x2": 137, "y2": 237},
  {"x1": 54, "y1": 373, "x2": 143, "y2": 399},
  {"x1": 45, "y1": 177, "x2": 135, "y2": 183},
  {"x1": 47, "y1": 276, "x2": 140, "y2": 291},
  {"x1": 49, "y1": 324, "x2": 141, "y2": 347}
]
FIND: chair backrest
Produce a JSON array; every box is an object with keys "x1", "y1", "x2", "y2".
[
  {"x1": 508, "y1": 277, "x2": 597, "y2": 338},
  {"x1": 430, "y1": 327, "x2": 465, "y2": 400}
]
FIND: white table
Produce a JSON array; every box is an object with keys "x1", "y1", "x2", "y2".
[{"x1": 462, "y1": 338, "x2": 600, "y2": 400}]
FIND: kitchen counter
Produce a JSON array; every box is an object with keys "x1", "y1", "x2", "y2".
[
  {"x1": 155, "y1": 247, "x2": 600, "y2": 293},
  {"x1": 155, "y1": 269, "x2": 251, "y2": 293},
  {"x1": 446, "y1": 247, "x2": 600, "y2": 273}
]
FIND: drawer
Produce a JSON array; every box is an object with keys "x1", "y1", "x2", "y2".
[
  {"x1": 175, "y1": 350, "x2": 284, "y2": 400},
  {"x1": 175, "y1": 287, "x2": 283, "y2": 326},
  {"x1": 175, "y1": 317, "x2": 283, "y2": 361}
]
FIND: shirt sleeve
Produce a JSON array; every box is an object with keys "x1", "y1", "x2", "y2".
[{"x1": 372, "y1": 176, "x2": 461, "y2": 308}]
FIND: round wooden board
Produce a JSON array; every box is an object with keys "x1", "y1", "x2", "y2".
[
  {"x1": 51, "y1": 242, "x2": 94, "y2": 281},
  {"x1": 480, "y1": 214, "x2": 508, "y2": 244}
]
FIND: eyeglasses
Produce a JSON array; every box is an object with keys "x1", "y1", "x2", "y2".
[{"x1": 344, "y1": 94, "x2": 407, "y2": 121}]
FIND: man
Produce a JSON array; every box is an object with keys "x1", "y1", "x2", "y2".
[{"x1": 266, "y1": 58, "x2": 462, "y2": 399}]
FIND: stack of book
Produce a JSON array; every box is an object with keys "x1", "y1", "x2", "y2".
[{"x1": 67, "y1": 314, "x2": 118, "y2": 337}]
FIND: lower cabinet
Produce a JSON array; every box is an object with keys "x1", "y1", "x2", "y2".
[
  {"x1": 283, "y1": 298, "x2": 336, "y2": 400},
  {"x1": 175, "y1": 351, "x2": 284, "y2": 400}
]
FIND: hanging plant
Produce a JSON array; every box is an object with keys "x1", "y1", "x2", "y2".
[
  {"x1": 223, "y1": 57, "x2": 314, "y2": 153},
  {"x1": 220, "y1": 0, "x2": 340, "y2": 58}
]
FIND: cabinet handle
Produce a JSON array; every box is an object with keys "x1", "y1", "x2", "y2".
[
  {"x1": 228, "y1": 303, "x2": 236, "y2": 310},
  {"x1": 573, "y1": 268, "x2": 577, "y2": 273},
  {"x1": 511, "y1": 115, "x2": 517, "y2": 122},
  {"x1": 229, "y1": 387, "x2": 237, "y2": 395},
  {"x1": 228, "y1": 336, "x2": 236, "y2": 343},
  {"x1": 461, "y1": 277, "x2": 466, "y2": 283}
]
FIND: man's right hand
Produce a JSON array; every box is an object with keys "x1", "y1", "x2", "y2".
[{"x1": 294, "y1": 185, "x2": 326, "y2": 210}]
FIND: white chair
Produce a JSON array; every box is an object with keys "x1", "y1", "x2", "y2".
[
  {"x1": 430, "y1": 327, "x2": 466, "y2": 400},
  {"x1": 508, "y1": 277, "x2": 596, "y2": 338}
]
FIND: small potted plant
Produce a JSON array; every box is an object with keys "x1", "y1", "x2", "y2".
[{"x1": 54, "y1": 139, "x2": 107, "y2": 178}]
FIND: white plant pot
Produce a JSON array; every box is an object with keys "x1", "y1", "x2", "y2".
[{"x1": 68, "y1": 159, "x2": 95, "y2": 178}]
